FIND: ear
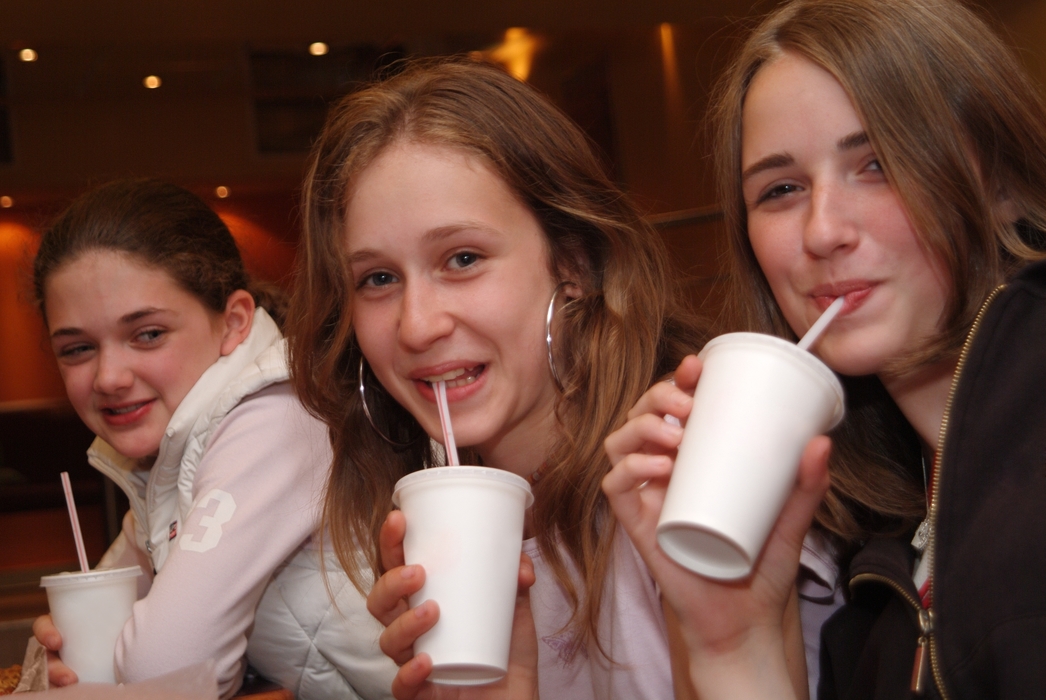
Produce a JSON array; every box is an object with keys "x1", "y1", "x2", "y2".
[
  {"x1": 995, "y1": 192, "x2": 1021, "y2": 226},
  {"x1": 218, "y1": 289, "x2": 256, "y2": 356},
  {"x1": 559, "y1": 281, "x2": 582, "y2": 302}
]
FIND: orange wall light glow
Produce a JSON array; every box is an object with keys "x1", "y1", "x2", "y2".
[
  {"x1": 0, "y1": 222, "x2": 66, "y2": 403},
  {"x1": 217, "y1": 212, "x2": 297, "y2": 288}
]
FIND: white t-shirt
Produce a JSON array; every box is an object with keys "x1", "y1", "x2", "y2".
[{"x1": 523, "y1": 525, "x2": 674, "y2": 700}]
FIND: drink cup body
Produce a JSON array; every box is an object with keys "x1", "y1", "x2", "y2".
[
  {"x1": 656, "y1": 333, "x2": 844, "y2": 580},
  {"x1": 40, "y1": 566, "x2": 142, "y2": 683},
  {"x1": 392, "y1": 466, "x2": 533, "y2": 685}
]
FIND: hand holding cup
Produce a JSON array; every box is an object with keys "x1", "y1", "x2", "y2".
[{"x1": 367, "y1": 510, "x2": 539, "y2": 700}]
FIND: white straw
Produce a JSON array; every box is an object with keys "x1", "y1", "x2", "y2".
[
  {"x1": 60, "y1": 472, "x2": 90, "y2": 573},
  {"x1": 435, "y1": 381, "x2": 460, "y2": 466},
  {"x1": 797, "y1": 296, "x2": 845, "y2": 351}
]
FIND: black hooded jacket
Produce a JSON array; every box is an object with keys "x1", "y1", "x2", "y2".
[{"x1": 819, "y1": 259, "x2": 1046, "y2": 700}]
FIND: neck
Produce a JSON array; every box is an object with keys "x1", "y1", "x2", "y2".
[
  {"x1": 881, "y1": 358, "x2": 958, "y2": 452},
  {"x1": 476, "y1": 416, "x2": 554, "y2": 483},
  {"x1": 476, "y1": 412, "x2": 554, "y2": 541}
]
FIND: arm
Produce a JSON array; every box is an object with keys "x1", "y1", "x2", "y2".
[
  {"x1": 114, "y1": 383, "x2": 327, "y2": 698},
  {"x1": 603, "y1": 355, "x2": 829, "y2": 700}
]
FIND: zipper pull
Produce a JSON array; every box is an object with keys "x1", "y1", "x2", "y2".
[{"x1": 910, "y1": 608, "x2": 934, "y2": 695}]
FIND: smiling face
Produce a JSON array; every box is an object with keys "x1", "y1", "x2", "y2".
[
  {"x1": 45, "y1": 250, "x2": 229, "y2": 459},
  {"x1": 741, "y1": 51, "x2": 952, "y2": 378},
  {"x1": 345, "y1": 141, "x2": 560, "y2": 475}
]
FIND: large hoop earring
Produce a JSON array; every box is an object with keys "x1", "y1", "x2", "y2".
[
  {"x1": 359, "y1": 357, "x2": 417, "y2": 447},
  {"x1": 546, "y1": 282, "x2": 573, "y2": 391}
]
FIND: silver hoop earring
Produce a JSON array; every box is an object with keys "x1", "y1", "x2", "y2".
[
  {"x1": 546, "y1": 282, "x2": 573, "y2": 391},
  {"x1": 359, "y1": 357, "x2": 416, "y2": 447}
]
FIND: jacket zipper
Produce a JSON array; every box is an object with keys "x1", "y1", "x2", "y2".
[
  {"x1": 923, "y1": 283, "x2": 1006, "y2": 700},
  {"x1": 847, "y1": 283, "x2": 1005, "y2": 699},
  {"x1": 88, "y1": 454, "x2": 155, "y2": 564}
]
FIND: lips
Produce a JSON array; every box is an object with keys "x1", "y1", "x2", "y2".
[
  {"x1": 411, "y1": 363, "x2": 488, "y2": 401},
  {"x1": 420, "y1": 365, "x2": 485, "y2": 388},
  {"x1": 809, "y1": 281, "x2": 876, "y2": 313},
  {"x1": 99, "y1": 399, "x2": 155, "y2": 426}
]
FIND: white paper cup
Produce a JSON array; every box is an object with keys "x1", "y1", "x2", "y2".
[
  {"x1": 656, "y1": 332, "x2": 844, "y2": 580},
  {"x1": 393, "y1": 466, "x2": 533, "y2": 685},
  {"x1": 40, "y1": 565, "x2": 142, "y2": 683}
]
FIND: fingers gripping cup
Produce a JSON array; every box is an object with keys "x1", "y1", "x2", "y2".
[
  {"x1": 393, "y1": 467, "x2": 533, "y2": 685},
  {"x1": 656, "y1": 333, "x2": 844, "y2": 580},
  {"x1": 40, "y1": 565, "x2": 142, "y2": 683}
]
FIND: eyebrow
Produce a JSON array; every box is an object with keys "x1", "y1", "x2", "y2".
[
  {"x1": 50, "y1": 307, "x2": 167, "y2": 338},
  {"x1": 741, "y1": 130, "x2": 871, "y2": 183},
  {"x1": 344, "y1": 222, "x2": 496, "y2": 266}
]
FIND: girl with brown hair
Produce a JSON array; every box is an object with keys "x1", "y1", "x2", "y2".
[
  {"x1": 604, "y1": 0, "x2": 1046, "y2": 697},
  {"x1": 30, "y1": 179, "x2": 394, "y2": 699},
  {"x1": 287, "y1": 58, "x2": 708, "y2": 698}
]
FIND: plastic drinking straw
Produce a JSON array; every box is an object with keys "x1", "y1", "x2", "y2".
[
  {"x1": 797, "y1": 296, "x2": 845, "y2": 352},
  {"x1": 60, "y1": 471, "x2": 90, "y2": 573},
  {"x1": 435, "y1": 381, "x2": 460, "y2": 466}
]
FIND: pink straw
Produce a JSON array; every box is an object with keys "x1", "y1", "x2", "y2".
[
  {"x1": 60, "y1": 472, "x2": 90, "y2": 572},
  {"x1": 435, "y1": 381, "x2": 460, "y2": 466},
  {"x1": 797, "y1": 296, "x2": 845, "y2": 352}
]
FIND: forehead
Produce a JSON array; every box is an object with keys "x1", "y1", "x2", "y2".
[
  {"x1": 342, "y1": 141, "x2": 546, "y2": 254},
  {"x1": 45, "y1": 250, "x2": 199, "y2": 320},
  {"x1": 742, "y1": 52, "x2": 863, "y2": 162}
]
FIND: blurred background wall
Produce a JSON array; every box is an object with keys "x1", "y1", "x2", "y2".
[{"x1": 1, "y1": 0, "x2": 1044, "y2": 618}]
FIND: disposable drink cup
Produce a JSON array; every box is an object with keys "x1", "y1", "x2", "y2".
[
  {"x1": 40, "y1": 565, "x2": 142, "y2": 683},
  {"x1": 657, "y1": 333, "x2": 844, "y2": 580},
  {"x1": 393, "y1": 466, "x2": 533, "y2": 685}
]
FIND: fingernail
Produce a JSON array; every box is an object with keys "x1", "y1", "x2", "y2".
[
  {"x1": 414, "y1": 602, "x2": 429, "y2": 619},
  {"x1": 401, "y1": 565, "x2": 416, "y2": 579}
]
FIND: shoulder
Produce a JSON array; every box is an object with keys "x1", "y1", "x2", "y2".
[
  {"x1": 198, "y1": 381, "x2": 331, "y2": 483},
  {"x1": 217, "y1": 382, "x2": 327, "y2": 442}
]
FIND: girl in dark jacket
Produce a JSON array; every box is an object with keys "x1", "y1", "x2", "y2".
[{"x1": 603, "y1": 0, "x2": 1046, "y2": 697}]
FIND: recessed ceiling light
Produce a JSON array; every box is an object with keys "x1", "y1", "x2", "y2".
[
  {"x1": 18, "y1": 48, "x2": 38, "y2": 62},
  {"x1": 1, "y1": 196, "x2": 13, "y2": 208},
  {"x1": 143, "y1": 75, "x2": 162, "y2": 89},
  {"x1": 309, "y1": 42, "x2": 329, "y2": 56},
  {"x1": 215, "y1": 186, "x2": 230, "y2": 199}
]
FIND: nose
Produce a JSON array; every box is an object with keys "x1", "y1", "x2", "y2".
[
  {"x1": 93, "y1": 346, "x2": 134, "y2": 395},
  {"x1": 802, "y1": 182, "x2": 859, "y2": 259},
  {"x1": 397, "y1": 279, "x2": 455, "y2": 351}
]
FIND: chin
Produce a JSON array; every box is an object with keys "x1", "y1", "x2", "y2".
[{"x1": 106, "y1": 435, "x2": 163, "y2": 461}]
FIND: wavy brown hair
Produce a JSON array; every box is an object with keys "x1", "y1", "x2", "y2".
[
  {"x1": 711, "y1": 0, "x2": 1046, "y2": 544},
  {"x1": 287, "y1": 58, "x2": 707, "y2": 649}
]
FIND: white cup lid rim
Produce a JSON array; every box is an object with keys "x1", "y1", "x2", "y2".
[
  {"x1": 393, "y1": 466, "x2": 533, "y2": 506},
  {"x1": 40, "y1": 565, "x2": 143, "y2": 588}
]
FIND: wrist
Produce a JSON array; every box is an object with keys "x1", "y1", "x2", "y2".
[{"x1": 685, "y1": 625, "x2": 797, "y2": 700}]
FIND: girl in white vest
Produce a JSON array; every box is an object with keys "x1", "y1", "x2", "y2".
[{"x1": 30, "y1": 179, "x2": 396, "y2": 699}]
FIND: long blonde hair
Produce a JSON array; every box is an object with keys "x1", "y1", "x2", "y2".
[
  {"x1": 712, "y1": 0, "x2": 1046, "y2": 543},
  {"x1": 287, "y1": 58, "x2": 707, "y2": 647}
]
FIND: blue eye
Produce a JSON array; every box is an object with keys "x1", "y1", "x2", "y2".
[
  {"x1": 758, "y1": 183, "x2": 800, "y2": 203},
  {"x1": 58, "y1": 343, "x2": 93, "y2": 359},
  {"x1": 448, "y1": 252, "x2": 479, "y2": 269},
  {"x1": 362, "y1": 271, "x2": 397, "y2": 288}
]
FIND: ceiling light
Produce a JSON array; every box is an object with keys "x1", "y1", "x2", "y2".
[
  {"x1": 18, "y1": 48, "x2": 38, "y2": 62},
  {"x1": 1, "y1": 196, "x2": 13, "y2": 208},
  {"x1": 308, "y1": 42, "x2": 329, "y2": 56},
  {"x1": 143, "y1": 75, "x2": 162, "y2": 89},
  {"x1": 215, "y1": 186, "x2": 230, "y2": 199}
]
